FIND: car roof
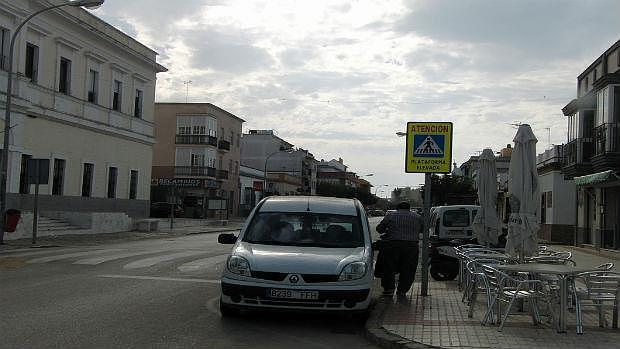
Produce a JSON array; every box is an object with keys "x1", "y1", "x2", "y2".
[
  {"x1": 259, "y1": 196, "x2": 358, "y2": 216},
  {"x1": 432, "y1": 205, "x2": 480, "y2": 211}
]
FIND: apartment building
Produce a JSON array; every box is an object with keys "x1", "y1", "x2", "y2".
[
  {"x1": 0, "y1": 1, "x2": 166, "y2": 227},
  {"x1": 561, "y1": 38, "x2": 620, "y2": 250},
  {"x1": 151, "y1": 103, "x2": 243, "y2": 218}
]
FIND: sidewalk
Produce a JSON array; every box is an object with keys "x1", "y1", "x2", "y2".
[
  {"x1": 366, "y1": 245, "x2": 620, "y2": 349},
  {"x1": 0, "y1": 219, "x2": 244, "y2": 250}
]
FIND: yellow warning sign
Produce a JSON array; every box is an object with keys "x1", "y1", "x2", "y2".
[{"x1": 405, "y1": 122, "x2": 453, "y2": 173}]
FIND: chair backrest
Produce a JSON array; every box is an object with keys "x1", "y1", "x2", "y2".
[
  {"x1": 577, "y1": 271, "x2": 620, "y2": 300},
  {"x1": 596, "y1": 262, "x2": 614, "y2": 271}
]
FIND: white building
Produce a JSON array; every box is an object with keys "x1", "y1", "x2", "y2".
[
  {"x1": 1, "y1": 0, "x2": 166, "y2": 238},
  {"x1": 537, "y1": 145, "x2": 576, "y2": 244}
]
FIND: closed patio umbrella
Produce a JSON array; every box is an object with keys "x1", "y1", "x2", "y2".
[
  {"x1": 472, "y1": 148, "x2": 500, "y2": 246},
  {"x1": 505, "y1": 124, "x2": 540, "y2": 258}
]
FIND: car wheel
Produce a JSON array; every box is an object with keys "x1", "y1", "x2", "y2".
[
  {"x1": 219, "y1": 299, "x2": 240, "y2": 318},
  {"x1": 430, "y1": 263, "x2": 458, "y2": 281}
]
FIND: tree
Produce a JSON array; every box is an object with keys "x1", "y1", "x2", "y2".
[
  {"x1": 316, "y1": 182, "x2": 376, "y2": 206},
  {"x1": 420, "y1": 174, "x2": 477, "y2": 206}
]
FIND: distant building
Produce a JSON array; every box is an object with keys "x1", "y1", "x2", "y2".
[
  {"x1": 536, "y1": 145, "x2": 576, "y2": 244},
  {"x1": 391, "y1": 187, "x2": 423, "y2": 207},
  {"x1": 561, "y1": 38, "x2": 620, "y2": 250},
  {"x1": 316, "y1": 158, "x2": 359, "y2": 188},
  {"x1": 459, "y1": 144, "x2": 512, "y2": 190},
  {"x1": 1, "y1": 0, "x2": 166, "y2": 240},
  {"x1": 152, "y1": 103, "x2": 244, "y2": 218},
  {"x1": 240, "y1": 130, "x2": 317, "y2": 196},
  {"x1": 239, "y1": 165, "x2": 264, "y2": 215}
]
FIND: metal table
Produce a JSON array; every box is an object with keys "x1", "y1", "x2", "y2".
[{"x1": 496, "y1": 264, "x2": 595, "y2": 333}]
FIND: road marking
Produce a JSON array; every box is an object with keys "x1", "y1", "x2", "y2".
[
  {"x1": 123, "y1": 250, "x2": 207, "y2": 269},
  {"x1": 1, "y1": 248, "x2": 77, "y2": 258},
  {"x1": 73, "y1": 250, "x2": 168, "y2": 265},
  {"x1": 27, "y1": 249, "x2": 124, "y2": 264},
  {"x1": 177, "y1": 254, "x2": 229, "y2": 272},
  {"x1": 97, "y1": 274, "x2": 220, "y2": 284}
]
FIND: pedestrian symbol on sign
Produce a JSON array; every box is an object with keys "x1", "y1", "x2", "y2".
[{"x1": 413, "y1": 135, "x2": 444, "y2": 158}]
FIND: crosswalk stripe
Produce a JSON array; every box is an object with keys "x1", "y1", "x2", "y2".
[
  {"x1": 73, "y1": 250, "x2": 169, "y2": 265},
  {"x1": 27, "y1": 249, "x2": 124, "y2": 264},
  {"x1": 177, "y1": 254, "x2": 229, "y2": 272},
  {"x1": 97, "y1": 274, "x2": 221, "y2": 284},
  {"x1": 123, "y1": 251, "x2": 207, "y2": 270},
  {"x1": 2, "y1": 248, "x2": 78, "y2": 258}
]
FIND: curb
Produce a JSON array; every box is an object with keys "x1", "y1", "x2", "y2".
[{"x1": 364, "y1": 297, "x2": 442, "y2": 349}]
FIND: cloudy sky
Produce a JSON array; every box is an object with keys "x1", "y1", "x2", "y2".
[{"x1": 94, "y1": 0, "x2": 620, "y2": 194}]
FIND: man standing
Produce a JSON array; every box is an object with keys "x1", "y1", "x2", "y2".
[{"x1": 376, "y1": 201, "x2": 423, "y2": 297}]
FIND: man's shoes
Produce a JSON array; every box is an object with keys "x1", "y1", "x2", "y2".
[{"x1": 381, "y1": 289, "x2": 395, "y2": 297}]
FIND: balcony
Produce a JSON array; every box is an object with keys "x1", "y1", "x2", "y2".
[
  {"x1": 562, "y1": 138, "x2": 593, "y2": 178},
  {"x1": 175, "y1": 134, "x2": 218, "y2": 146},
  {"x1": 216, "y1": 169, "x2": 229, "y2": 180},
  {"x1": 218, "y1": 139, "x2": 231, "y2": 151},
  {"x1": 591, "y1": 123, "x2": 620, "y2": 171},
  {"x1": 174, "y1": 166, "x2": 216, "y2": 177}
]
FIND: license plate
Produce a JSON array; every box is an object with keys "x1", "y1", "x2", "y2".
[
  {"x1": 268, "y1": 289, "x2": 319, "y2": 300},
  {"x1": 447, "y1": 230, "x2": 464, "y2": 236}
]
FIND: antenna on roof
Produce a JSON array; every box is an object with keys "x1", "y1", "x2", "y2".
[{"x1": 183, "y1": 80, "x2": 192, "y2": 103}]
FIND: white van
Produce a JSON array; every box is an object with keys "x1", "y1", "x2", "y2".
[{"x1": 429, "y1": 205, "x2": 480, "y2": 240}]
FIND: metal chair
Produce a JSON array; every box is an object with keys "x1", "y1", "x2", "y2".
[
  {"x1": 596, "y1": 263, "x2": 614, "y2": 271},
  {"x1": 465, "y1": 258, "x2": 505, "y2": 324},
  {"x1": 574, "y1": 271, "x2": 620, "y2": 334},
  {"x1": 482, "y1": 266, "x2": 557, "y2": 332}
]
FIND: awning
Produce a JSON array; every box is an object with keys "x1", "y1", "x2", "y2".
[{"x1": 574, "y1": 170, "x2": 620, "y2": 186}]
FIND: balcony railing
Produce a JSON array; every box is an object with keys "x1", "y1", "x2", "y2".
[
  {"x1": 218, "y1": 139, "x2": 231, "y2": 151},
  {"x1": 563, "y1": 138, "x2": 593, "y2": 166},
  {"x1": 216, "y1": 169, "x2": 229, "y2": 180},
  {"x1": 175, "y1": 134, "x2": 218, "y2": 146},
  {"x1": 174, "y1": 166, "x2": 216, "y2": 177},
  {"x1": 593, "y1": 123, "x2": 619, "y2": 156}
]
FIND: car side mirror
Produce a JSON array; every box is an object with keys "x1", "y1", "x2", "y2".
[{"x1": 218, "y1": 233, "x2": 237, "y2": 244}]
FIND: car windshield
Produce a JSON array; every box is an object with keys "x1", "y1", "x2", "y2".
[
  {"x1": 243, "y1": 212, "x2": 364, "y2": 248},
  {"x1": 443, "y1": 210, "x2": 470, "y2": 227}
]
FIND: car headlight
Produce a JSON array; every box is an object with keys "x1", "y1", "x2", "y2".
[
  {"x1": 227, "y1": 256, "x2": 251, "y2": 276},
  {"x1": 339, "y1": 262, "x2": 367, "y2": 281}
]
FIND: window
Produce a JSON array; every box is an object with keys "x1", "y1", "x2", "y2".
[
  {"x1": 443, "y1": 210, "x2": 470, "y2": 227},
  {"x1": 88, "y1": 69, "x2": 99, "y2": 103},
  {"x1": 177, "y1": 115, "x2": 212, "y2": 135},
  {"x1": 129, "y1": 170, "x2": 138, "y2": 199},
  {"x1": 584, "y1": 77, "x2": 589, "y2": 91},
  {"x1": 112, "y1": 80, "x2": 122, "y2": 111},
  {"x1": 81, "y1": 163, "x2": 94, "y2": 197},
  {"x1": 593, "y1": 69, "x2": 597, "y2": 81},
  {"x1": 175, "y1": 148, "x2": 216, "y2": 167},
  {"x1": 134, "y1": 89, "x2": 143, "y2": 118},
  {"x1": 596, "y1": 86, "x2": 611, "y2": 125},
  {"x1": 229, "y1": 159, "x2": 233, "y2": 174},
  {"x1": 0, "y1": 27, "x2": 9, "y2": 71},
  {"x1": 58, "y1": 57, "x2": 72, "y2": 94},
  {"x1": 52, "y1": 159, "x2": 66, "y2": 196},
  {"x1": 25, "y1": 43, "x2": 39, "y2": 82},
  {"x1": 19, "y1": 154, "x2": 32, "y2": 194},
  {"x1": 546, "y1": 191, "x2": 553, "y2": 208},
  {"x1": 237, "y1": 133, "x2": 240, "y2": 147},
  {"x1": 107, "y1": 167, "x2": 118, "y2": 198},
  {"x1": 242, "y1": 212, "x2": 364, "y2": 247}
]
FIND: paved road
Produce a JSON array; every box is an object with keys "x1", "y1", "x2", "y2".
[{"x1": 0, "y1": 218, "x2": 383, "y2": 349}]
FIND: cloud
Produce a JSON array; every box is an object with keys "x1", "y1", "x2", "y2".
[{"x1": 185, "y1": 29, "x2": 275, "y2": 73}]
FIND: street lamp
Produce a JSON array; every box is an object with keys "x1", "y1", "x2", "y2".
[
  {"x1": 0, "y1": 0, "x2": 105, "y2": 244},
  {"x1": 263, "y1": 148, "x2": 294, "y2": 196}
]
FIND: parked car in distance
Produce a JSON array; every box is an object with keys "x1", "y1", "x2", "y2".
[
  {"x1": 150, "y1": 202, "x2": 184, "y2": 218},
  {"x1": 218, "y1": 196, "x2": 373, "y2": 317}
]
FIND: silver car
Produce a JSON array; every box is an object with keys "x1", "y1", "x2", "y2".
[{"x1": 218, "y1": 196, "x2": 374, "y2": 316}]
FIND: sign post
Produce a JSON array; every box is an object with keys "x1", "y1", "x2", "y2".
[
  {"x1": 405, "y1": 122, "x2": 453, "y2": 296},
  {"x1": 27, "y1": 158, "x2": 50, "y2": 245}
]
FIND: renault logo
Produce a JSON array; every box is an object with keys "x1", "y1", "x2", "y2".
[{"x1": 289, "y1": 275, "x2": 299, "y2": 283}]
